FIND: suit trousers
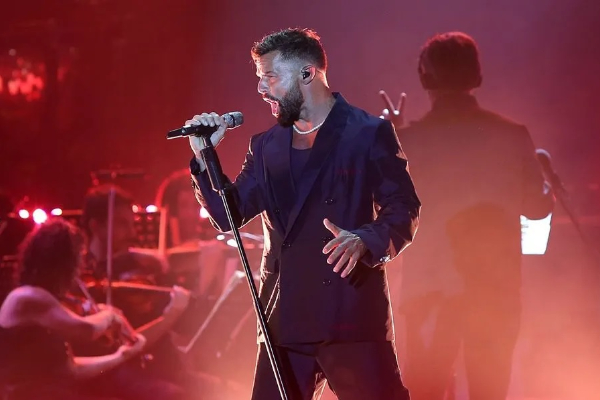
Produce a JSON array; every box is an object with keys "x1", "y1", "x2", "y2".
[
  {"x1": 403, "y1": 293, "x2": 520, "y2": 400},
  {"x1": 251, "y1": 341, "x2": 410, "y2": 400}
]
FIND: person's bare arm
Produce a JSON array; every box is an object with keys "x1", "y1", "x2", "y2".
[
  {"x1": 5, "y1": 287, "x2": 116, "y2": 342},
  {"x1": 70, "y1": 334, "x2": 147, "y2": 379},
  {"x1": 135, "y1": 286, "x2": 190, "y2": 347}
]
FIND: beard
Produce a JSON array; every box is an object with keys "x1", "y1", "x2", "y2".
[{"x1": 267, "y1": 81, "x2": 304, "y2": 127}]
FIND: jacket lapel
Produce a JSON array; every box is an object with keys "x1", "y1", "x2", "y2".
[
  {"x1": 263, "y1": 127, "x2": 295, "y2": 232},
  {"x1": 283, "y1": 95, "x2": 349, "y2": 238}
]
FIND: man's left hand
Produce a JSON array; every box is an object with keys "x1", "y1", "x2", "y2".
[{"x1": 322, "y1": 218, "x2": 366, "y2": 278}]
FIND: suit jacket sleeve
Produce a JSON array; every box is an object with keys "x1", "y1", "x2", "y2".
[
  {"x1": 519, "y1": 126, "x2": 555, "y2": 219},
  {"x1": 190, "y1": 134, "x2": 264, "y2": 232},
  {"x1": 351, "y1": 120, "x2": 421, "y2": 268}
]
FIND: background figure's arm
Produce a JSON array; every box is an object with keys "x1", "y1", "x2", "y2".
[{"x1": 520, "y1": 127, "x2": 555, "y2": 219}]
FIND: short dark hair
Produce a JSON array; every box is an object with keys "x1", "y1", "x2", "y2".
[
  {"x1": 419, "y1": 32, "x2": 482, "y2": 91},
  {"x1": 81, "y1": 184, "x2": 133, "y2": 236},
  {"x1": 251, "y1": 28, "x2": 328, "y2": 70},
  {"x1": 19, "y1": 219, "x2": 85, "y2": 298}
]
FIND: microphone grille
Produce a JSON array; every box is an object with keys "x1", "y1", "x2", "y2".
[{"x1": 224, "y1": 111, "x2": 244, "y2": 129}]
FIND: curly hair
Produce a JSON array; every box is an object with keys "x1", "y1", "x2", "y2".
[
  {"x1": 251, "y1": 28, "x2": 328, "y2": 71},
  {"x1": 18, "y1": 219, "x2": 85, "y2": 298}
]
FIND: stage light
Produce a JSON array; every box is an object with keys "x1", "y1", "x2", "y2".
[
  {"x1": 521, "y1": 213, "x2": 553, "y2": 255},
  {"x1": 216, "y1": 234, "x2": 225, "y2": 241},
  {"x1": 199, "y1": 207, "x2": 209, "y2": 219},
  {"x1": 18, "y1": 209, "x2": 29, "y2": 219},
  {"x1": 145, "y1": 205, "x2": 158, "y2": 213},
  {"x1": 50, "y1": 208, "x2": 62, "y2": 216},
  {"x1": 132, "y1": 204, "x2": 140, "y2": 213},
  {"x1": 226, "y1": 239, "x2": 238, "y2": 248},
  {"x1": 32, "y1": 209, "x2": 48, "y2": 224}
]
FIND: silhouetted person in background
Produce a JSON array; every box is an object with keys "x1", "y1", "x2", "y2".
[{"x1": 380, "y1": 32, "x2": 554, "y2": 400}]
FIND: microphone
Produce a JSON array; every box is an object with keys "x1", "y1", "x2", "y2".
[
  {"x1": 536, "y1": 148, "x2": 565, "y2": 194},
  {"x1": 166, "y1": 112, "x2": 244, "y2": 140}
]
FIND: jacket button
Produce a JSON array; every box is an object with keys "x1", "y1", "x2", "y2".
[
  {"x1": 323, "y1": 278, "x2": 332, "y2": 286},
  {"x1": 325, "y1": 198, "x2": 335, "y2": 205},
  {"x1": 274, "y1": 208, "x2": 280, "y2": 214},
  {"x1": 282, "y1": 241, "x2": 291, "y2": 249}
]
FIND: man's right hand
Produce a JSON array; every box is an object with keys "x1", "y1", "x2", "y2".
[
  {"x1": 119, "y1": 333, "x2": 147, "y2": 360},
  {"x1": 97, "y1": 304, "x2": 124, "y2": 328},
  {"x1": 186, "y1": 112, "x2": 228, "y2": 160},
  {"x1": 164, "y1": 286, "x2": 191, "y2": 316}
]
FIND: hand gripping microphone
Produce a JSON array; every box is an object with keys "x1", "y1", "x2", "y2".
[{"x1": 166, "y1": 112, "x2": 244, "y2": 139}]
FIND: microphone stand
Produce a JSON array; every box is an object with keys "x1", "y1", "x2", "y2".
[
  {"x1": 105, "y1": 187, "x2": 152, "y2": 366},
  {"x1": 199, "y1": 136, "x2": 290, "y2": 400},
  {"x1": 551, "y1": 183, "x2": 600, "y2": 269}
]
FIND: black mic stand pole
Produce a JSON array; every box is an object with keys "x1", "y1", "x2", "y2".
[
  {"x1": 549, "y1": 177, "x2": 600, "y2": 269},
  {"x1": 199, "y1": 137, "x2": 290, "y2": 400}
]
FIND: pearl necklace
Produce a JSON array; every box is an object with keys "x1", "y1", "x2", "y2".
[{"x1": 293, "y1": 120, "x2": 325, "y2": 135}]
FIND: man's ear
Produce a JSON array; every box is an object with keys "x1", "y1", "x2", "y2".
[{"x1": 300, "y1": 65, "x2": 316, "y2": 84}]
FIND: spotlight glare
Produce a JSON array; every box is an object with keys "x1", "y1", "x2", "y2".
[
  {"x1": 18, "y1": 209, "x2": 29, "y2": 219},
  {"x1": 32, "y1": 209, "x2": 48, "y2": 224},
  {"x1": 199, "y1": 207, "x2": 209, "y2": 219},
  {"x1": 50, "y1": 208, "x2": 63, "y2": 216},
  {"x1": 145, "y1": 205, "x2": 158, "y2": 213}
]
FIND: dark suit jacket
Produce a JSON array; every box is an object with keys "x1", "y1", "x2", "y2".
[
  {"x1": 396, "y1": 93, "x2": 554, "y2": 306},
  {"x1": 191, "y1": 93, "x2": 420, "y2": 344}
]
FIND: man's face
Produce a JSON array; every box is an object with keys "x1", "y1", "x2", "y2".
[
  {"x1": 91, "y1": 204, "x2": 137, "y2": 253},
  {"x1": 255, "y1": 52, "x2": 304, "y2": 127},
  {"x1": 112, "y1": 205, "x2": 137, "y2": 252}
]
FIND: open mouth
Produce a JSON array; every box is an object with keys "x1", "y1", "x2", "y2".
[{"x1": 263, "y1": 97, "x2": 280, "y2": 117}]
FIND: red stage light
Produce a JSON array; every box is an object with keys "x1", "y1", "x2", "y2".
[
  {"x1": 199, "y1": 207, "x2": 209, "y2": 219},
  {"x1": 32, "y1": 209, "x2": 47, "y2": 224}
]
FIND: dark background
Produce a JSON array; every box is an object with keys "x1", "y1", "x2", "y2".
[{"x1": 1, "y1": 0, "x2": 599, "y2": 212}]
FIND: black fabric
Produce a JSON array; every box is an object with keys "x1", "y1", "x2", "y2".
[
  {"x1": 289, "y1": 147, "x2": 312, "y2": 193},
  {"x1": 251, "y1": 341, "x2": 410, "y2": 400},
  {"x1": 0, "y1": 325, "x2": 81, "y2": 400}
]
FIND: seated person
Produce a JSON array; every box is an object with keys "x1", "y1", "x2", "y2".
[
  {"x1": 155, "y1": 169, "x2": 213, "y2": 246},
  {"x1": 80, "y1": 185, "x2": 203, "y2": 398},
  {"x1": 156, "y1": 170, "x2": 229, "y2": 302},
  {"x1": 0, "y1": 219, "x2": 146, "y2": 400},
  {"x1": 82, "y1": 184, "x2": 167, "y2": 286}
]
